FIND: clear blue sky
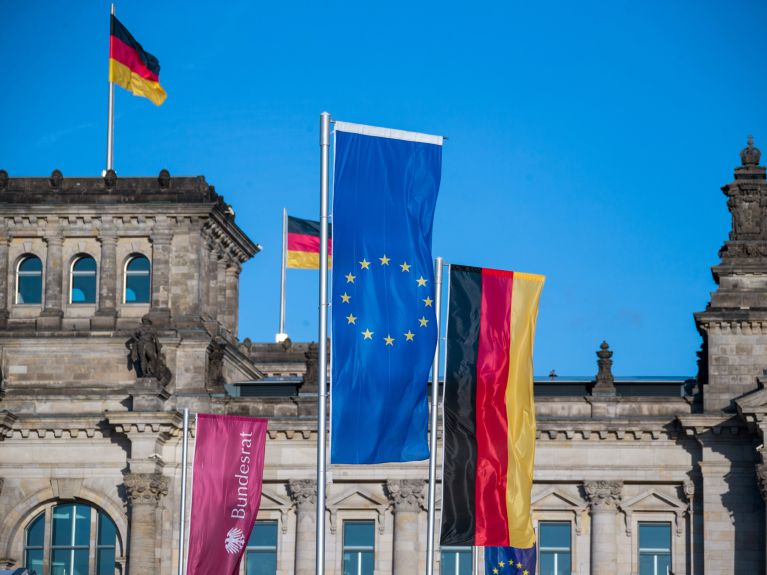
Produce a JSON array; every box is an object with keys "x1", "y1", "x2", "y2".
[{"x1": 3, "y1": 1, "x2": 766, "y2": 376}]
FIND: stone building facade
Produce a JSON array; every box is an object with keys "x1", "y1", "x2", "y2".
[{"x1": 0, "y1": 141, "x2": 766, "y2": 575}]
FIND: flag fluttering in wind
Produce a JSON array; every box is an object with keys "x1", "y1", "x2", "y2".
[
  {"x1": 109, "y1": 14, "x2": 167, "y2": 105},
  {"x1": 330, "y1": 122, "x2": 442, "y2": 464},
  {"x1": 287, "y1": 215, "x2": 332, "y2": 269},
  {"x1": 440, "y1": 265, "x2": 544, "y2": 548},
  {"x1": 186, "y1": 414, "x2": 268, "y2": 575},
  {"x1": 485, "y1": 546, "x2": 537, "y2": 575}
]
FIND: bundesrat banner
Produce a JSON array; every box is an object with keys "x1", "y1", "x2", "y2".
[{"x1": 186, "y1": 414, "x2": 268, "y2": 574}]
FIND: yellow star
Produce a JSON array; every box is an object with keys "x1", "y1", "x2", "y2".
[
  {"x1": 340, "y1": 293, "x2": 351, "y2": 303},
  {"x1": 416, "y1": 276, "x2": 427, "y2": 287},
  {"x1": 404, "y1": 330, "x2": 415, "y2": 341},
  {"x1": 384, "y1": 335, "x2": 395, "y2": 346},
  {"x1": 516, "y1": 563, "x2": 522, "y2": 569},
  {"x1": 359, "y1": 258, "x2": 370, "y2": 269},
  {"x1": 345, "y1": 272, "x2": 356, "y2": 283},
  {"x1": 400, "y1": 261, "x2": 411, "y2": 272},
  {"x1": 418, "y1": 316, "x2": 428, "y2": 327},
  {"x1": 379, "y1": 254, "x2": 390, "y2": 266},
  {"x1": 523, "y1": 570, "x2": 529, "y2": 575},
  {"x1": 423, "y1": 296, "x2": 433, "y2": 307},
  {"x1": 362, "y1": 329, "x2": 374, "y2": 340},
  {"x1": 346, "y1": 313, "x2": 357, "y2": 325},
  {"x1": 492, "y1": 569, "x2": 499, "y2": 575},
  {"x1": 499, "y1": 561, "x2": 505, "y2": 567}
]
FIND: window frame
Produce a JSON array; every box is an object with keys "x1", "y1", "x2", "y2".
[
  {"x1": 638, "y1": 521, "x2": 672, "y2": 575},
  {"x1": 342, "y1": 519, "x2": 375, "y2": 575},
  {"x1": 69, "y1": 254, "x2": 98, "y2": 305},
  {"x1": 538, "y1": 520, "x2": 573, "y2": 575},
  {"x1": 15, "y1": 253, "x2": 44, "y2": 305},
  {"x1": 123, "y1": 254, "x2": 151, "y2": 305},
  {"x1": 440, "y1": 545, "x2": 473, "y2": 575},
  {"x1": 243, "y1": 519, "x2": 278, "y2": 575}
]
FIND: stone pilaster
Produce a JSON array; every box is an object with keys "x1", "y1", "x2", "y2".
[
  {"x1": 204, "y1": 243, "x2": 220, "y2": 329},
  {"x1": 217, "y1": 256, "x2": 228, "y2": 329},
  {"x1": 0, "y1": 236, "x2": 10, "y2": 329},
  {"x1": 288, "y1": 479, "x2": 317, "y2": 575},
  {"x1": 38, "y1": 232, "x2": 63, "y2": 330},
  {"x1": 124, "y1": 472, "x2": 168, "y2": 575},
  {"x1": 148, "y1": 232, "x2": 172, "y2": 326},
  {"x1": 386, "y1": 479, "x2": 425, "y2": 575},
  {"x1": 584, "y1": 480, "x2": 622, "y2": 575},
  {"x1": 92, "y1": 231, "x2": 118, "y2": 329},
  {"x1": 223, "y1": 261, "x2": 240, "y2": 336}
]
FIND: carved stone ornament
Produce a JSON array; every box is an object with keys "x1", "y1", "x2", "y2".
[
  {"x1": 682, "y1": 479, "x2": 695, "y2": 501},
  {"x1": 302, "y1": 342, "x2": 319, "y2": 393},
  {"x1": 584, "y1": 480, "x2": 623, "y2": 511},
  {"x1": 741, "y1": 135, "x2": 761, "y2": 166},
  {"x1": 0, "y1": 170, "x2": 7, "y2": 191},
  {"x1": 592, "y1": 341, "x2": 616, "y2": 396},
  {"x1": 125, "y1": 317, "x2": 172, "y2": 385},
  {"x1": 104, "y1": 169, "x2": 117, "y2": 190},
  {"x1": 206, "y1": 338, "x2": 227, "y2": 393},
  {"x1": 158, "y1": 169, "x2": 171, "y2": 189},
  {"x1": 757, "y1": 464, "x2": 767, "y2": 502},
  {"x1": 287, "y1": 479, "x2": 317, "y2": 511},
  {"x1": 124, "y1": 473, "x2": 168, "y2": 503},
  {"x1": 385, "y1": 479, "x2": 425, "y2": 512},
  {"x1": 49, "y1": 169, "x2": 63, "y2": 189}
]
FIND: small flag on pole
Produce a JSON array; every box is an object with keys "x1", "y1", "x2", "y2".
[
  {"x1": 330, "y1": 122, "x2": 442, "y2": 464},
  {"x1": 287, "y1": 215, "x2": 332, "y2": 269},
  {"x1": 186, "y1": 414, "x2": 268, "y2": 575},
  {"x1": 109, "y1": 14, "x2": 167, "y2": 105},
  {"x1": 440, "y1": 265, "x2": 544, "y2": 548}
]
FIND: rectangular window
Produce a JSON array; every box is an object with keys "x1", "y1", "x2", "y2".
[
  {"x1": 441, "y1": 546, "x2": 472, "y2": 575},
  {"x1": 539, "y1": 522, "x2": 571, "y2": 575},
  {"x1": 245, "y1": 520, "x2": 278, "y2": 575},
  {"x1": 639, "y1": 522, "x2": 671, "y2": 575},
  {"x1": 343, "y1": 520, "x2": 375, "y2": 575}
]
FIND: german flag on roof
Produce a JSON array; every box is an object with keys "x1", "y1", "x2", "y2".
[{"x1": 109, "y1": 15, "x2": 167, "y2": 106}]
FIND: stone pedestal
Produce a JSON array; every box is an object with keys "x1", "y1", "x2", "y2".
[
  {"x1": 131, "y1": 377, "x2": 170, "y2": 411},
  {"x1": 124, "y1": 472, "x2": 168, "y2": 575},
  {"x1": 584, "y1": 480, "x2": 622, "y2": 575},
  {"x1": 288, "y1": 479, "x2": 317, "y2": 575},
  {"x1": 386, "y1": 480, "x2": 425, "y2": 575}
]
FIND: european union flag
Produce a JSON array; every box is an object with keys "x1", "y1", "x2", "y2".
[
  {"x1": 484, "y1": 546, "x2": 537, "y2": 575},
  {"x1": 330, "y1": 122, "x2": 443, "y2": 464}
]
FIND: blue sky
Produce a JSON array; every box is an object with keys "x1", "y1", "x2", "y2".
[{"x1": 3, "y1": 0, "x2": 767, "y2": 376}]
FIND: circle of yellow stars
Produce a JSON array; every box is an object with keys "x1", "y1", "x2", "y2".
[
  {"x1": 339, "y1": 254, "x2": 433, "y2": 347},
  {"x1": 491, "y1": 560, "x2": 529, "y2": 575}
]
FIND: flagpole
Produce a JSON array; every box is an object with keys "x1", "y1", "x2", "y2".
[
  {"x1": 472, "y1": 546, "x2": 478, "y2": 575},
  {"x1": 177, "y1": 408, "x2": 190, "y2": 575},
  {"x1": 315, "y1": 111, "x2": 331, "y2": 575},
  {"x1": 105, "y1": 3, "x2": 115, "y2": 173},
  {"x1": 277, "y1": 207, "x2": 288, "y2": 341},
  {"x1": 426, "y1": 256, "x2": 444, "y2": 575}
]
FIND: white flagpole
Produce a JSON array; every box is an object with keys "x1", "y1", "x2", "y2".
[
  {"x1": 426, "y1": 256, "x2": 444, "y2": 575},
  {"x1": 105, "y1": 3, "x2": 115, "y2": 173},
  {"x1": 177, "y1": 408, "x2": 190, "y2": 575},
  {"x1": 315, "y1": 111, "x2": 331, "y2": 575},
  {"x1": 277, "y1": 207, "x2": 288, "y2": 341}
]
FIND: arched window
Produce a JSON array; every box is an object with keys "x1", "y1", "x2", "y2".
[
  {"x1": 16, "y1": 255, "x2": 43, "y2": 304},
  {"x1": 24, "y1": 503, "x2": 118, "y2": 575},
  {"x1": 124, "y1": 254, "x2": 151, "y2": 304},
  {"x1": 70, "y1": 255, "x2": 97, "y2": 304}
]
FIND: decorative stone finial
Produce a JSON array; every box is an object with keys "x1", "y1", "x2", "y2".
[
  {"x1": 593, "y1": 340, "x2": 616, "y2": 396},
  {"x1": 158, "y1": 169, "x2": 171, "y2": 189},
  {"x1": 740, "y1": 135, "x2": 761, "y2": 166},
  {"x1": 104, "y1": 169, "x2": 117, "y2": 190},
  {"x1": 0, "y1": 170, "x2": 7, "y2": 191},
  {"x1": 49, "y1": 169, "x2": 63, "y2": 189}
]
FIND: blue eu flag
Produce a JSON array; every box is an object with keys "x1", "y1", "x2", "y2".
[
  {"x1": 330, "y1": 122, "x2": 443, "y2": 464},
  {"x1": 485, "y1": 546, "x2": 537, "y2": 575}
]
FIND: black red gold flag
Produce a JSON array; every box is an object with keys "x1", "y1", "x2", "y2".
[{"x1": 109, "y1": 15, "x2": 167, "y2": 106}]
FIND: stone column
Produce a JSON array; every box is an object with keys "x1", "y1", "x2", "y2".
[
  {"x1": 149, "y1": 233, "x2": 172, "y2": 326},
  {"x1": 584, "y1": 480, "x2": 622, "y2": 575},
  {"x1": 224, "y1": 261, "x2": 240, "y2": 336},
  {"x1": 93, "y1": 232, "x2": 118, "y2": 329},
  {"x1": 288, "y1": 479, "x2": 317, "y2": 575},
  {"x1": 217, "y1": 256, "x2": 228, "y2": 330},
  {"x1": 205, "y1": 243, "x2": 219, "y2": 321},
  {"x1": 38, "y1": 232, "x2": 63, "y2": 330},
  {"x1": 0, "y1": 236, "x2": 10, "y2": 329},
  {"x1": 124, "y1": 472, "x2": 168, "y2": 575},
  {"x1": 386, "y1": 479, "x2": 425, "y2": 575}
]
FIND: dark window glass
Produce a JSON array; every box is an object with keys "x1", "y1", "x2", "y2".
[
  {"x1": 639, "y1": 523, "x2": 671, "y2": 575},
  {"x1": 539, "y1": 522, "x2": 571, "y2": 575},
  {"x1": 343, "y1": 521, "x2": 374, "y2": 575},
  {"x1": 441, "y1": 546, "x2": 472, "y2": 575},
  {"x1": 17, "y1": 255, "x2": 43, "y2": 304},
  {"x1": 97, "y1": 512, "x2": 117, "y2": 575},
  {"x1": 25, "y1": 512, "x2": 45, "y2": 571},
  {"x1": 125, "y1": 255, "x2": 150, "y2": 303},
  {"x1": 71, "y1": 255, "x2": 97, "y2": 303},
  {"x1": 246, "y1": 520, "x2": 278, "y2": 575}
]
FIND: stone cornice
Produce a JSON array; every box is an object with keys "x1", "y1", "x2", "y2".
[
  {"x1": 0, "y1": 411, "x2": 17, "y2": 440},
  {"x1": 536, "y1": 419, "x2": 682, "y2": 441},
  {"x1": 677, "y1": 414, "x2": 748, "y2": 438},
  {"x1": 694, "y1": 313, "x2": 767, "y2": 334},
  {"x1": 105, "y1": 411, "x2": 183, "y2": 440},
  {"x1": 3, "y1": 414, "x2": 105, "y2": 440}
]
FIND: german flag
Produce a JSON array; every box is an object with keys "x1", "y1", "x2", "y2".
[
  {"x1": 109, "y1": 15, "x2": 167, "y2": 106},
  {"x1": 287, "y1": 216, "x2": 332, "y2": 269},
  {"x1": 440, "y1": 265, "x2": 544, "y2": 549}
]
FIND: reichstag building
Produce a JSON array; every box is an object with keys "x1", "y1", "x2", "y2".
[{"x1": 0, "y1": 139, "x2": 765, "y2": 575}]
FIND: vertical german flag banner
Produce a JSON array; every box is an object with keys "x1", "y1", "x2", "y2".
[
  {"x1": 440, "y1": 265, "x2": 544, "y2": 549},
  {"x1": 287, "y1": 216, "x2": 332, "y2": 269},
  {"x1": 109, "y1": 15, "x2": 167, "y2": 105}
]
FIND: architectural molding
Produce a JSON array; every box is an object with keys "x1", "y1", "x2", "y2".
[
  {"x1": 326, "y1": 486, "x2": 388, "y2": 535},
  {"x1": 584, "y1": 480, "x2": 623, "y2": 512},
  {"x1": 620, "y1": 488, "x2": 688, "y2": 536},
  {"x1": 385, "y1": 479, "x2": 425, "y2": 512},
  {"x1": 531, "y1": 486, "x2": 587, "y2": 535},
  {"x1": 287, "y1": 479, "x2": 317, "y2": 512},
  {"x1": 124, "y1": 473, "x2": 168, "y2": 504}
]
